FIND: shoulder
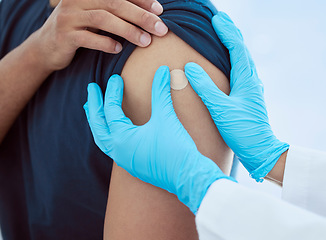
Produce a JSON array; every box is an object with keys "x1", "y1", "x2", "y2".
[
  {"x1": 121, "y1": 31, "x2": 230, "y2": 94},
  {"x1": 120, "y1": 31, "x2": 230, "y2": 124}
]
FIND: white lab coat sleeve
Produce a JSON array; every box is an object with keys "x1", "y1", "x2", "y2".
[
  {"x1": 282, "y1": 146, "x2": 326, "y2": 216},
  {"x1": 195, "y1": 179, "x2": 326, "y2": 240}
]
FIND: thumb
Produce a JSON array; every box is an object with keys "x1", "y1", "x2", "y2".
[
  {"x1": 84, "y1": 83, "x2": 111, "y2": 154},
  {"x1": 150, "y1": 66, "x2": 174, "y2": 117},
  {"x1": 104, "y1": 74, "x2": 133, "y2": 131},
  {"x1": 185, "y1": 62, "x2": 227, "y2": 112}
]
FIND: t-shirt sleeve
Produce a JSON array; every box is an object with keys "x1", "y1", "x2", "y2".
[
  {"x1": 97, "y1": 0, "x2": 231, "y2": 87},
  {"x1": 160, "y1": 0, "x2": 231, "y2": 78}
]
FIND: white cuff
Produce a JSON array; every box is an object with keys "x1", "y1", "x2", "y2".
[{"x1": 282, "y1": 145, "x2": 326, "y2": 217}]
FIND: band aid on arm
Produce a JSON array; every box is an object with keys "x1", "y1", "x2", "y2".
[{"x1": 170, "y1": 69, "x2": 188, "y2": 90}]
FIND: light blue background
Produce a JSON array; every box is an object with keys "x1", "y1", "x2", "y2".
[
  {"x1": 1, "y1": 0, "x2": 326, "y2": 238},
  {"x1": 214, "y1": 0, "x2": 326, "y2": 196}
]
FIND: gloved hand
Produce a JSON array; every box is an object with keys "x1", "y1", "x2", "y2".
[
  {"x1": 84, "y1": 66, "x2": 235, "y2": 214},
  {"x1": 184, "y1": 12, "x2": 289, "y2": 182}
]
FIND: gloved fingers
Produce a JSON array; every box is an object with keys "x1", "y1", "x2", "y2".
[
  {"x1": 85, "y1": 83, "x2": 112, "y2": 153},
  {"x1": 245, "y1": 48, "x2": 264, "y2": 91},
  {"x1": 150, "y1": 66, "x2": 174, "y2": 116},
  {"x1": 104, "y1": 74, "x2": 133, "y2": 130},
  {"x1": 212, "y1": 12, "x2": 252, "y2": 89},
  {"x1": 185, "y1": 62, "x2": 228, "y2": 111}
]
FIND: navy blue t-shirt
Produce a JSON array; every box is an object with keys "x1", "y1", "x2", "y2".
[{"x1": 0, "y1": 0, "x2": 230, "y2": 239}]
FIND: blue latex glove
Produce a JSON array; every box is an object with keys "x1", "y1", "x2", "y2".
[
  {"x1": 185, "y1": 12, "x2": 289, "y2": 182},
  {"x1": 84, "y1": 66, "x2": 235, "y2": 214}
]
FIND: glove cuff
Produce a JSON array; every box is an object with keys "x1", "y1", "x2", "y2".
[
  {"x1": 175, "y1": 152, "x2": 236, "y2": 214},
  {"x1": 250, "y1": 140, "x2": 290, "y2": 182}
]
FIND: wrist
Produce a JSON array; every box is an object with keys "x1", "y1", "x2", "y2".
[
  {"x1": 175, "y1": 152, "x2": 234, "y2": 214},
  {"x1": 246, "y1": 137, "x2": 290, "y2": 182},
  {"x1": 265, "y1": 149, "x2": 288, "y2": 186},
  {"x1": 21, "y1": 31, "x2": 55, "y2": 75}
]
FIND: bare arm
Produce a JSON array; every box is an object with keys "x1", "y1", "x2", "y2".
[{"x1": 104, "y1": 32, "x2": 233, "y2": 239}]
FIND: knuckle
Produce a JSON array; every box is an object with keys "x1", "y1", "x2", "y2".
[
  {"x1": 51, "y1": 11, "x2": 71, "y2": 42},
  {"x1": 124, "y1": 26, "x2": 139, "y2": 42},
  {"x1": 55, "y1": 10, "x2": 70, "y2": 27},
  {"x1": 86, "y1": 11, "x2": 104, "y2": 26},
  {"x1": 140, "y1": 11, "x2": 154, "y2": 27},
  {"x1": 135, "y1": 0, "x2": 151, "y2": 9},
  {"x1": 107, "y1": 0, "x2": 123, "y2": 11}
]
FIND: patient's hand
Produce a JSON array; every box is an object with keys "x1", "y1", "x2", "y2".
[{"x1": 38, "y1": 0, "x2": 167, "y2": 71}]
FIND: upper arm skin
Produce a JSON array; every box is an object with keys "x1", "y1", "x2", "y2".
[{"x1": 104, "y1": 31, "x2": 233, "y2": 240}]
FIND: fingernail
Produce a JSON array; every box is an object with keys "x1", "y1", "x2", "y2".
[
  {"x1": 140, "y1": 32, "x2": 151, "y2": 46},
  {"x1": 115, "y1": 43, "x2": 122, "y2": 53},
  {"x1": 151, "y1": 1, "x2": 163, "y2": 15},
  {"x1": 154, "y1": 21, "x2": 168, "y2": 36}
]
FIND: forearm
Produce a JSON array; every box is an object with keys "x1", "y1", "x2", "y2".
[{"x1": 0, "y1": 32, "x2": 52, "y2": 143}]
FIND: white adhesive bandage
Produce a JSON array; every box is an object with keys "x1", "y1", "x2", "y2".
[{"x1": 170, "y1": 69, "x2": 188, "y2": 90}]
